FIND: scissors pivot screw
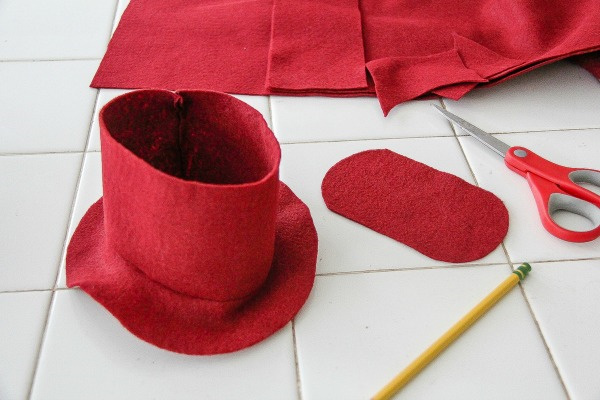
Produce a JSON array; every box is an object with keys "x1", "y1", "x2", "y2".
[{"x1": 513, "y1": 149, "x2": 528, "y2": 158}]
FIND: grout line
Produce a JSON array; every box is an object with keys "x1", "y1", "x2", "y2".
[
  {"x1": 0, "y1": 287, "x2": 74, "y2": 295},
  {"x1": 503, "y1": 242, "x2": 572, "y2": 398},
  {"x1": 507, "y1": 255, "x2": 600, "y2": 265},
  {"x1": 499, "y1": 243, "x2": 513, "y2": 269},
  {"x1": 0, "y1": 150, "x2": 85, "y2": 157},
  {"x1": 516, "y1": 273, "x2": 572, "y2": 399},
  {"x1": 315, "y1": 254, "x2": 600, "y2": 279},
  {"x1": 440, "y1": 99, "x2": 480, "y2": 186},
  {"x1": 291, "y1": 319, "x2": 304, "y2": 400},
  {"x1": 497, "y1": 226, "x2": 514, "y2": 270},
  {"x1": 267, "y1": 95, "x2": 275, "y2": 130},
  {"x1": 280, "y1": 133, "x2": 455, "y2": 146},
  {"x1": 0, "y1": 58, "x2": 101, "y2": 63},
  {"x1": 0, "y1": 289, "x2": 54, "y2": 295},
  {"x1": 108, "y1": 0, "x2": 122, "y2": 34},
  {"x1": 26, "y1": 87, "x2": 101, "y2": 399},
  {"x1": 21, "y1": 288, "x2": 54, "y2": 400},
  {"x1": 315, "y1": 262, "x2": 508, "y2": 277},
  {"x1": 286, "y1": 127, "x2": 600, "y2": 146},
  {"x1": 274, "y1": 113, "x2": 600, "y2": 148},
  {"x1": 26, "y1": 283, "x2": 56, "y2": 400}
]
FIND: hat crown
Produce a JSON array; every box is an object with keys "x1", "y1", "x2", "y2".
[{"x1": 100, "y1": 90, "x2": 281, "y2": 301}]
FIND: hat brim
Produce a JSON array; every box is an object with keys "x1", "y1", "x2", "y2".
[{"x1": 66, "y1": 182, "x2": 317, "y2": 355}]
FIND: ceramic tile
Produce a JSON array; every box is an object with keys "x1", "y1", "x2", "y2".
[
  {"x1": 0, "y1": 0, "x2": 117, "y2": 60},
  {"x1": 56, "y1": 153, "x2": 103, "y2": 288},
  {"x1": 271, "y1": 96, "x2": 453, "y2": 143},
  {"x1": 87, "y1": 92, "x2": 270, "y2": 151},
  {"x1": 31, "y1": 289, "x2": 299, "y2": 400},
  {"x1": 459, "y1": 129, "x2": 600, "y2": 262},
  {"x1": 523, "y1": 260, "x2": 600, "y2": 400},
  {"x1": 294, "y1": 265, "x2": 565, "y2": 400},
  {"x1": 0, "y1": 153, "x2": 82, "y2": 291},
  {"x1": 280, "y1": 137, "x2": 507, "y2": 274},
  {"x1": 444, "y1": 61, "x2": 600, "y2": 134},
  {"x1": 0, "y1": 291, "x2": 51, "y2": 400},
  {"x1": 0, "y1": 60, "x2": 98, "y2": 154}
]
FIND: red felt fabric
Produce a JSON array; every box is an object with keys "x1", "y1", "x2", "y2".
[
  {"x1": 92, "y1": 0, "x2": 600, "y2": 114},
  {"x1": 66, "y1": 89, "x2": 318, "y2": 354},
  {"x1": 92, "y1": 0, "x2": 274, "y2": 93},
  {"x1": 321, "y1": 150, "x2": 509, "y2": 263},
  {"x1": 267, "y1": 0, "x2": 367, "y2": 93}
]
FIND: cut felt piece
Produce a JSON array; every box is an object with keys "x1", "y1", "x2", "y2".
[
  {"x1": 66, "y1": 90, "x2": 318, "y2": 355},
  {"x1": 321, "y1": 150, "x2": 509, "y2": 263},
  {"x1": 92, "y1": 0, "x2": 600, "y2": 114}
]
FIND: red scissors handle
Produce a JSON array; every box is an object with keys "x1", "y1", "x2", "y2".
[{"x1": 504, "y1": 146, "x2": 600, "y2": 242}]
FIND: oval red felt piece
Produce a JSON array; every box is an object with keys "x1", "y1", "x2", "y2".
[{"x1": 321, "y1": 149, "x2": 509, "y2": 263}]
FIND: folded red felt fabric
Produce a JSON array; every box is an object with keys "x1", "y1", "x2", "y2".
[
  {"x1": 366, "y1": 49, "x2": 487, "y2": 115},
  {"x1": 67, "y1": 90, "x2": 318, "y2": 354},
  {"x1": 92, "y1": 0, "x2": 600, "y2": 114},
  {"x1": 321, "y1": 150, "x2": 509, "y2": 263}
]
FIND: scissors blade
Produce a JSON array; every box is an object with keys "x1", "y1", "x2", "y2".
[{"x1": 433, "y1": 105, "x2": 511, "y2": 157}]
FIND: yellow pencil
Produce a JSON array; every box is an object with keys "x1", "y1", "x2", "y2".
[{"x1": 371, "y1": 263, "x2": 532, "y2": 400}]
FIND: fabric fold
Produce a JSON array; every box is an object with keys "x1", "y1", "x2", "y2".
[
  {"x1": 452, "y1": 33, "x2": 524, "y2": 80},
  {"x1": 432, "y1": 83, "x2": 480, "y2": 101},
  {"x1": 266, "y1": 0, "x2": 367, "y2": 93},
  {"x1": 366, "y1": 50, "x2": 487, "y2": 116}
]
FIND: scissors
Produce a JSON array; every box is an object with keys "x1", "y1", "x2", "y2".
[{"x1": 434, "y1": 105, "x2": 600, "y2": 242}]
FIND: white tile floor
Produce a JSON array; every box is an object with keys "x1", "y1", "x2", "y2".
[{"x1": 1, "y1": 1, "x2": 600, "y2": 399}]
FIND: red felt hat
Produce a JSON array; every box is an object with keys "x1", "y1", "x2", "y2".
[{"x1": 66, "y1": 90, "x2": 318, "y2": 355}]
